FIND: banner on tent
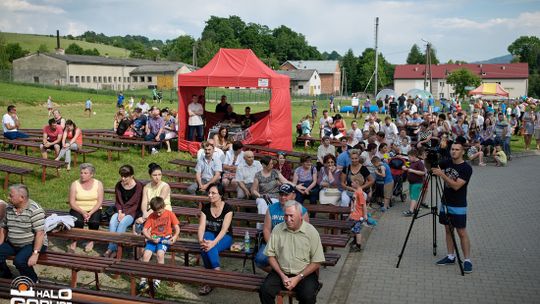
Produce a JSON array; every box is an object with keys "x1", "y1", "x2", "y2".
[{"x1": 258, "y1": 78, "x2": 269, "y2": 87}]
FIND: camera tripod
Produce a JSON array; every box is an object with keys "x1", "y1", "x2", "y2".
[{"x1": 395, "y1": 171, "x2": 465, "y2": 276}]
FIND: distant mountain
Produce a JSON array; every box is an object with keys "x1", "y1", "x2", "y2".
[{"x1": 473, "y1": 54, "x2": 514, "y2": 64}]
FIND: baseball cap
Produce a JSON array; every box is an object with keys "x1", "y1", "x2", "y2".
[{"x1": 278, "y1": 184, "x2": 295, "y2": 194}]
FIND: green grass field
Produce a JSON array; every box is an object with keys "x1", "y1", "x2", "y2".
[
  {"x1": 0, "y1": 82, "x2": 532, "y2": 212},
  {"x1": 3, "y1": 32, "x2": 130, "y2": 58}
]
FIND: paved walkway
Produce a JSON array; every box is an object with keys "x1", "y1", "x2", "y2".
[{"x1": 329, "y1": 155, "x2": 540, "y2": 304}]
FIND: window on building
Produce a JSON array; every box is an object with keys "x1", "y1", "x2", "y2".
[
  {"x1": 114, "y1": 77, "x2": 117, "y2": 82},
  {"x1": 75, "y1": 76, "x2": 80, "y2": 83},
  {"x1": 298, "y1": 85, "x2": 304, "y2": 89},
  {"x1": 70, "y1": 76, "x2": 74, "y2": 83},
  {"x1": 439, "y1": 93, "x2": 444, "y2": 99},
  {"x1": 33, "y1": 76, "x2": 39, "y2": 83},
  {"x1": 140, "y1": 76, "x2": 145, "y2": 82},
  {"x1": 87, "y1": 76, "x2": 91, "y2": 82},
  {"x1": 93, "y1": 76, "x2": 97, "y2": 82},
  {"x1": 440, "y1": 81, "x2": 445, "y2": 87},
  {"x1": 108, "y1": 76, "x2": 112, "y2": 83},
  {"x1": 125, "y1": 77, "x2": 129, "y2": 82},
  {"x1": 98, "y1": 76, "x2": 102, "y2": 82},
  {"x1": 81, "y1": 76, "x2": 85, "y2": 83},
  {"x1": 132, "y1": 76, "x2": 138, "y2": 82},
  {"x1": 147, "y1": 76, "x2": 152, "y2": 82},
  {"x1": 450, "y1": 93, "x2": 456, "y2": 98}
]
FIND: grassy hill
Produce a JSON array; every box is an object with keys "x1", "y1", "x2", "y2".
[{"x1": 2, "y1": 32, "x2": 130, "y2": 58}]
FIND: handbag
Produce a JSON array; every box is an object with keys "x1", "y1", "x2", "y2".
[
  {"x1": 319, "y1": 188, "x2": 341, "y2": 205},
  {"x1": 101, "y1": 205, "x2": 117, "y2": 223}
]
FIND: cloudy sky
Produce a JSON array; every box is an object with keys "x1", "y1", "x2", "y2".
[{"x1": 1, "y1": 0, "x2": 539, "y2": 63}]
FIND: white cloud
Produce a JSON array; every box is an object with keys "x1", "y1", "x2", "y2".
[
  {"x1": 0, "y1": 0, "x2": 65, "y2": 14},
  {"x1": 66, "y1": 21, "x2": 87, "y2": 36}
]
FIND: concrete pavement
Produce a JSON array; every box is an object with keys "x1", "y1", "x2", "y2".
[{"x1": 329, "y1": 155, "x2": 540, "y2": 304}]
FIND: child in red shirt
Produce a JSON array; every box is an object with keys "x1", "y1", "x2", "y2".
[
  {"x1": 138, "y1": 197, "x2": 180, "y2": 293},
  {"x1": 349, "y1": 175, "x2": 368, "y2": 252}
]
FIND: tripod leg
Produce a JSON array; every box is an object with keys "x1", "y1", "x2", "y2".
[
  {"x1": 432, "y1": 205, "x2": 437, "y2": 256},
  {"x1": 448, "y1": 226, "x2": 465, "y2": 276},
  {"x1": 396, "y1": 175, "x2": 430, "y2": 268}
]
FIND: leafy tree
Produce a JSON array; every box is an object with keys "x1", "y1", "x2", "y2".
[
  {"x1": 327, "y1": 51, "x2": 341, "y2": 60},
  {"x1": 38, "y1": 44, "x2": 49, "y2": 53},
  {"x1": 508, "y1": 36, "x2": 540, "y2": 73},
  {"x1": 528, "y1": 73, "x2": 540, "y2": 98},
  {"x1": 65, "y1": 43, "x2": 84, "y2": 55},
  {"x1": 197, "y1": 39, "x2": 220, "y2": 67},
  {"x1": 0, "y1": 33, "x2": 10, "y2": 69},
  {"x1": 83, "y1": 48, "x2": 100, "y2": 56},
  {"x1": 5, "y1": 43, "x2": 28, "y2": 62},
  {"x1": 128, "y1": 43, "x2": 147, "y2": 59},
  {"x1": 340, "y1": 49, "x2": 358, "y2": 94},
  {"x1": 357, "y1": 48, "x2": 394, "y2": 94},
  {"x1": 163, "y1": 35, "x2": 195, "y2": 62},
  {"x1": 406, "y1": 44, "x2": 424, "y2": 64},
  {"x1": 201, "y1": 16, "x2": 243, "y2": 48},
  {"x1": 406, "y1": 43, "x2": 439, "y2": 65},
  {"x1": 446, "y1": 68, "x2": 481, "y2": 98}
]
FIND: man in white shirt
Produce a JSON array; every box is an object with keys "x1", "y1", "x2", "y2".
[
  {"x1": 222, "y1": 141, "x2": 245, "y2": 189},
  {"x1": 348, "y1": 121, "x2": 363, "y2": 145},
  {"x1": 187, "y1": 95, "x2": 204, "y2": 142},
  {"x1": 319, "y1": 110, "x2": 333, "y2": 137},
  {"x1": 135, "y1": 97, "x2": 150, "y2": 114},
  {"x1": 380, "y1": 116, "x2": 398, "y2": 145},
  {"x1": 236, "y1": 151, "x2": 263, "y2": 199},
  {"x1": 351, "y1": 94, "x2": 360, "y2": 119},
  {"x1": 196, "y1": 139, "x2": 225, "y2": 163},
  {"x1": 2, "y1": 105, "x2": 28, "y2": 140},
  {"x1": 472, "y1": 110, "x2": 484, "y2": 127},
  {"x1": 363, "y1": 116, "x2": 380, "y2": 134},
  {"x1": 317, "y1": 136, "x2": 335, "y2": 166},
  {"x1": 188, "y1": 142, "x2": 222, "y2": 194}
]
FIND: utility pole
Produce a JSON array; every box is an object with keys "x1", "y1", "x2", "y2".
[
  {"x1": 341, "y1": 67, "x2": 347, "y2": 96},
  {"x1": 192, "y1": 42, "x2": 198, "y2": 67},
  {"x1": 423, "y1": 41, "x2": 433, "y2": 94},
  {"x1": 374, "y1": 17, "x2": 379, "y2": 97}
]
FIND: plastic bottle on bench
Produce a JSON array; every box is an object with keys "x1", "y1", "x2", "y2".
[{"x1": 244, "y1": 231, "x2": 251, "y2": 253}]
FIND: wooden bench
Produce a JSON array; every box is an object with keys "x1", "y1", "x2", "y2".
[
  {"x1": 243, "y1": 144, "x2": 314, "y2": 159},
  {"x1": 84, "y1": 136, "x2": 161, "y2": 158},
  {"x1": 0, "y1": 164, "x2": 32, "y2": 189},
  {"x1": 105, "y1": 258, "x2": 265, "y2": 297},
  {"x1": 83, "y1": 142, "x2": 129, "y2": 161},
  {"x1": 0, "y1": 151, "x2": 66, "y2": 183},
  {"x1": 2, "y1": 138, "x2": 96, "y2": 165},
  {"x1": 0, "y1": 278, "x2": 175, "y2": 304},
  {"x1": 179, "y1": 223, "x2": 350, "y2": 249},
  {"x1": 168, "y1": 159, "x2": 197, "y2": 172},
  {"x1": 4, "y1": 251, "x2": 114, "y2": 289}
]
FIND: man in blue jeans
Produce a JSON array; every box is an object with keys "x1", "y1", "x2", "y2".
[
  {"x1": 2, "y1": 105, "x2": 29, "y2": 140},
  {"x1": 0, "y1": 184, "x2": 47, "y2": 283},
  {"x1": 255, "y1": 184, "x2": 308, "y2": 272}
]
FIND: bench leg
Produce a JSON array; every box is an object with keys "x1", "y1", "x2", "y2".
[
  {"x1": 141, "y1": 146, "x2": 145, "y2": 158},
  {"x1": 117, "y1": 245, "x2": 123, "y2": 260},
  {"x1": 130, "y1": 277, "x2": 136, "y2": 296},
  {"x1": 70, "y1": 269, "x2": 78, "y2": 288},
  {"x1": 184, "y1": 253, "x2": 189, "y2": 266},
  {"x1": 277, "y1": 294, "x2": 284, "y2": 304},
  {"x1": 94, "y1": 272, "x2": 100, "y2": 290},
  {"x1": 3, "y1": 173, "x2": 9, "y2": 190},
  {"x1": 73, "y1": 153, "x2": 78, "y2": 166},
  {"x1": 107, "y1": 150, "x2": 112, "y2": 162}
]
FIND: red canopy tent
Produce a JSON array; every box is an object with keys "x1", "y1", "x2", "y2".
[
  {"x1": 177, "y1": 48, "x2": 292, "y2": 155},
  {"x1": 468, "y1": 83, "x2": 509, "y2": 97}
]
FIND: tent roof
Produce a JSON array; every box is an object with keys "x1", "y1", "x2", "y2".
[
  {"x1": 468, "y1": 83, "x2": 509, "y2": 97},
  {"x1": 179, "y1": 48, "x2": 288, "y2": 88}
]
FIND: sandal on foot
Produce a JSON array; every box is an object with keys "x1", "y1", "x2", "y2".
[{"x1": 198, "y1": 284, "x2": 213, "y2": 295}]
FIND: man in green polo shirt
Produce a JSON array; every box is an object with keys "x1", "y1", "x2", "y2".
[
  {"x1": 0, "y1": 184, "x2": 47, "y2": 283},
  {"x1": 259, "y1": 200, "x2": 325, "y2": 304}
]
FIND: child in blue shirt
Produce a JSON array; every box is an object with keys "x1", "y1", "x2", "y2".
[{"x1": 372, "y1": 156, "x2": 394, "y2": 212}]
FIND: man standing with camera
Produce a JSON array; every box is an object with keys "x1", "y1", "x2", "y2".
[{"x1": 432, "y1": 137, "x2": 473, "y2": 273}]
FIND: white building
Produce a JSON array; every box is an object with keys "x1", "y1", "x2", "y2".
[
  {"x1": 277, "y1": 69, "x2": 321, "y2": 95},
  {"x1": 393, "y1": 63, "x2": 529, "y2": 99},
  {"x1": 12, "y1": 53, "x2": 196, "y2": 91}
]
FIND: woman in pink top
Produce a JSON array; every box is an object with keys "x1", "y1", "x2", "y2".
[{"x1": 56, "y1": 119, "x2": 83, "y2": 170}]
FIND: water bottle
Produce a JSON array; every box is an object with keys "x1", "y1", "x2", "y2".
[{"x1": 244, "y1": 231, "x2": 251, "y2": 254}]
